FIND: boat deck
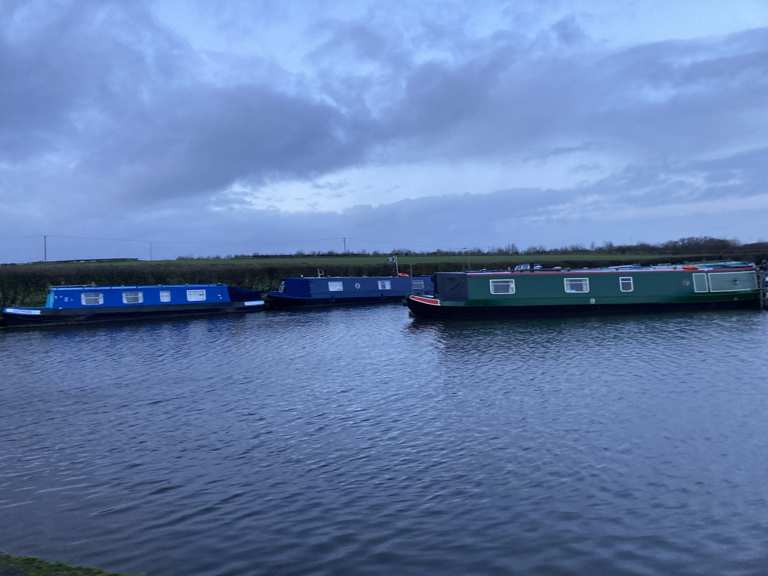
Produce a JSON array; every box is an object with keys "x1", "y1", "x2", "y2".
[{"x1": 466, "y1": 262, "x2": 756, "y2": 276}]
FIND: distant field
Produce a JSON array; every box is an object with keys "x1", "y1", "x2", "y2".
[
  {"x1": 0, "y1": 251, "x2": 762, "y2": 306},
  {"x1": 168, "y1": 252, "x2": 671, "y2": 266},
  {"x1": 80, "y1": 251, "x2": 696, "y2": 269}
]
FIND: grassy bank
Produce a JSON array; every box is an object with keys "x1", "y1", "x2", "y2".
[
  {"x1": 1, "y1": 251, "x2": 764, "y2": 306},
  {"x1": 0, "y1": 554, "x2": 125, "y2": 576}
]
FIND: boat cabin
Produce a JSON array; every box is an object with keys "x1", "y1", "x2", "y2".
[
  {"x1": 430, "y1": 262, "x2": 759, "y2": 303},
  {"x1": 268, "y1": 275, "x2": 433, "y2": 305},
  {"x1": 408, "y1": 261, "x2": 762, "y2": 318},
  {"x1": 44, "y1": 284, "x2": 233, "y2": 309}
]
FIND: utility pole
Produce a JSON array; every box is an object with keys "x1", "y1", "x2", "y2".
[
  {"x1": 342, "y1": 236, "x2": 348, "y2": 253},
  {"x1": 43, "y1": 234, "x2": 47, "y2": 262}
]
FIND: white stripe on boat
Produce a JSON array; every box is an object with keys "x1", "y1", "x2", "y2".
[
  {"x1": 244, "y1": 300, "x2": 265, "y2": 307},
  {"x1": 3, "y1": 308, "x2": 42, "y2": 316}
]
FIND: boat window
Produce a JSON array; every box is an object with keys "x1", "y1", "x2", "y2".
[
  {"x1": 708, "y1": 271, "x2": 757, "y2": 292},
  {"x1": 159, "y1": 290, "x2": 171, "y2": 303},
  {"x1": 186, "y1": 289, "x2": 207, "y2": 302},
  {"x1": 692, "y1": 273, "x2": 709, "y2": 293},
  {"x1": 81, "y1": 292, "x2": 104, "y2": 305},
  {"x1": 122, "y1": 291, "x2": 143, "y2": 304},
  {"x1": 619, "y1": 277, "x2": 634, "y2": 293},
  {"x1": 412, "y1": 279, "x2": 425, "y2": 290},
  {"x1": 490, "y1": 279, "x2": 516, "y2": 295},
  {"x1": 328, "y1": 281, "x2": 344, "y2": 292},
  {"x1": 378, "y1": 280, "x2": 392, "y2": 290},
  {"x1": 564, "y1": 278, "x2": 590, "y2": 293}
]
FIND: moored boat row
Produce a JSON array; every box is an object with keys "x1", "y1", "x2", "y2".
[
  {"x1": 0, "y1": 275, "x2": 433, "y2": 328},
  {"x1": 1, "y1": 263, "x2": 765, "y2": 328}
]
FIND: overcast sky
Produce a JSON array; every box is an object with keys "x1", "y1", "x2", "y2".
[{"x1": 1, "y1": 0, "x2": 767, "y2": 261}]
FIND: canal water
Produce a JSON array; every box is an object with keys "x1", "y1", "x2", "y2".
[{"x1": 2, "y1": 306, "x2": 768, "y2": 575}]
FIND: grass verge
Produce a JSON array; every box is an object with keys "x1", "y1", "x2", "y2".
[{"x1": 0, "y1": 554, "x2": 126, "y2": 576}]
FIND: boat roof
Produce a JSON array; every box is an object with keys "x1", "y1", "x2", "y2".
[
  {"x1": 283, "y1": 275, "x2": 426, "y2": 280},
  {"x1": 49, "y1": 284, "x2": 226, "y2": 291},
  {"x1": 464, "y1": 261, "x2": 755, "y2": 276}
]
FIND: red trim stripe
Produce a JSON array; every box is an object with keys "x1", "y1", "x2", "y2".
[
  {"x1": 410, "y1": 295, "x2": 440, "y2": 306},
  {"x1": 467, "y1": 267, "x2": 754, "y2": 277}
]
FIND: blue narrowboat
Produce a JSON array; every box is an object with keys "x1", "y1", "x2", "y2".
[
  {"x1": 0, "y1": 284, "x2": 264, "y2": 328},
  {"x1": 266, "y1": 275, "x2": 433, "y2": 308}
]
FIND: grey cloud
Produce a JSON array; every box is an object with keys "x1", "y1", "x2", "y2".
[
  {"x1": 3, "y1": 160, "x2": 766, "y2": 263},
  {"x1": 0, "y1": 1, "x2": 184, "y2": 161},
  {"x1": 310, "y1": 19, "x2": 402, "y2": 66},
  {"x1": 5, "y1": 2, "x2": 767, "y2": 200},
  {"x1": 1, "y1": 1, "x2": 376, "y2": 206},
  {"x1": 377, "y1": 25, "x2": 768, "y2": 163},
  {"x1": 551, "y1": 16, "x2": 588, "y2": 47},
  {"x1": 85, "y1": 83, "x2": 373, "y2": 202},
  {"x1": 1, "y1": 1, "x2": 768, "y2": 262}
]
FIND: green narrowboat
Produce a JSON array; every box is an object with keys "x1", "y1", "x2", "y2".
[{"x1": 406, "y1": 261, "x2": 763, "y2": 318}]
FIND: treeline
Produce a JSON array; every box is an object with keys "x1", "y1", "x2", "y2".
[
  {"x1": 568, "y1": 237, "x2": 767, "y2": 256},
  {"x1": 414, "y1": 236, "x2": 762, "y2": 257},
  {"x1": 202, "y1": 236, "x2": 767, "y2": 259}
]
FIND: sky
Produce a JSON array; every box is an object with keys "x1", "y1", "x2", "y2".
[{"x1": 1, "y1": 0, "x2": 768, "y2": 261}]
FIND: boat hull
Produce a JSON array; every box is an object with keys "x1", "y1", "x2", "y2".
[
  {"x1": 407, "y1": 295, "x2": 761, "y2": 319},
  {"x1": 1, "y1": 301, "x2": 264, "y2": 329},
  {"x1": 266, "y1": 294, "x2": 406, "y2": 309}
]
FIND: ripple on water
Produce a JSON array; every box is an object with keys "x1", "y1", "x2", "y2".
[{"x1": 1, "y1": 307, "x2": 768, "y2": 575}]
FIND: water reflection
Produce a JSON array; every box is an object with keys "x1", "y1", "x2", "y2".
[{"x1": 1, "y1": 306, "x2": 767, "y2": 575}]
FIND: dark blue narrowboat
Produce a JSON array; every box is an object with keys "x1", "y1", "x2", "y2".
[
  {"x1": 0, "y1": 284, "x2": 264, "y2": 328},
  {"x1": 266, "y1": 275, "x2": 433, "y2": 308}
]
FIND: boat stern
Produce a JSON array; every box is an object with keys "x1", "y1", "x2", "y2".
[
  {"x1": 406, "y1": 295, "x2": 443, "y2": 317},
  {"x1": 1, "y1": 306, "x2": 46, "y2": 327}
]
